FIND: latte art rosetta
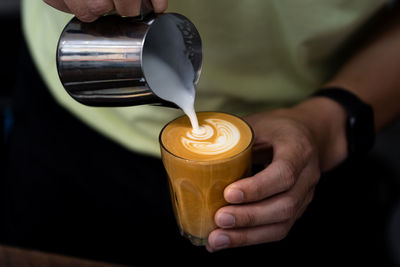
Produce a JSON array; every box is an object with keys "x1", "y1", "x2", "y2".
[
  {"x1": 181, "y1": 119, "x2": 240, "y2": 155},
  {"x1": 161, "y1": 112, "x2": 253, "y2": 161}
]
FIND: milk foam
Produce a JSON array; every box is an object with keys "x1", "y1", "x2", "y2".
[{"x1": 181, "y1": 119, "x2": 240, "y2": 155}]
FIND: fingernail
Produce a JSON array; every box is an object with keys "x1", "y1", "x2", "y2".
[
  {"x1": 212, "y1": 235, "x2": 230, "y2": 250},
  {"x1": 226, "y1": 188, "x2": 244, "y2": 203},
  {"x1": 217, "y1": 213, "x2": 235, "y2": 228}
]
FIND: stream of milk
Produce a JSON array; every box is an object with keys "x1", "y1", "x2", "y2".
[
  {"x1": 142, "y1": 15, "x2": 201, "y2": 132},
  {"x1": 142, "y1": 54, "x2": 200, "y2": 131}
]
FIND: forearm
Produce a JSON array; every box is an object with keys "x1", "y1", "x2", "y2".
[
  {"x1": 324, "y1": 4, "x2": 400, "y2": 131},
  {"x1": 290, "y1": 4, "x2": 400, "y2": 171}
]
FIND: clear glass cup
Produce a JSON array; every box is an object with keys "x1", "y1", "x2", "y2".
[{"x1": 159, "y1": 112, "x2": 254, "y2": 246}]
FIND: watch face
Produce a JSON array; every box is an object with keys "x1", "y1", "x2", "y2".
[{"x1": 347, "y1": 103, "x2": 375, "y2": 157}]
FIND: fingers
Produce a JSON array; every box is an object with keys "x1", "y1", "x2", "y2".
[
  {"x1": 64, "y1": 0, "x2": 114, "y2": 22},
  {"x1": 208, "y1": 188, "x2": 315, "y2": 252},
  {"x1": 225, "y1": 127, "x2": 317, "y2": 204},
  {"x1": 45, "y1": 0, "x2": 168, "y2": 22},
  {"x1": 113, "y1": 0, "x2": 141, "y2": 17},
  {"x1": 206, "y1": 222, "x2": 293, "y2": 252},
  {"x1": 43, "y1": 0, "x2": 72, "y2": 13},
  {"x1": 57, "y1": 0, "x2": 165, "y2": 23},
  {"x1": 217, "y1": 172, "x2": 317, "y2": 230},
  {"x1": 205, "y1": 111, "x2": 323, "y2": 252},
  {"x1": 208, "y1": 164, "x2": 319, "y2": 252},
  {"x1": 208, "y1": 190, "x2": 315, "y2": 252},
  {"x1": 215, "y1": 194, "x2": 299, "y2": 229},
  {"x1": 224, "y1": 159, "x2": 297, "y2": 204},
  {"x1": 113, "y1": 0, "x2": 168, "y2": 16},
  {"x1": 151, "y1": 0, "x2": 168, "y2": 13}
]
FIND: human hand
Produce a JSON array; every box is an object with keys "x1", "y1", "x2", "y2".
[
  {"x1": 43, "y1": 0, "x2": 168, "y2": 22},
  {"x1": 206, "y1": 97, "x2": 348, "y2": 252}
]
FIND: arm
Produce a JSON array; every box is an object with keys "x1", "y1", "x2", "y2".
[
  {"x1": 207, "y1": 4, "x2": 400, "y2": 252},
  {"x1": 300, "y1": 3, "x2": 400, "y2": 172},
  {"x1": 324, "y1": 5, "x2": 400, "y2": 132},
  {"x1": 43, "y1": 0, "x2": 168, "y2": 22}
]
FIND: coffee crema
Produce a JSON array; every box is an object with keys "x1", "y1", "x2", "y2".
[{"x1": 161, "y1": 112, "x2": 253, "y2": 161}]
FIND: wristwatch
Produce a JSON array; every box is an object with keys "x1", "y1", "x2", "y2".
[{"x1": 311, "y1": 87, "x2": 375, "y2": 160}]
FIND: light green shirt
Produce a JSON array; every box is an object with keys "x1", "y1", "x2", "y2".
[{"x1": 22, "y1": 0, "x2": 386, "y2": 157}]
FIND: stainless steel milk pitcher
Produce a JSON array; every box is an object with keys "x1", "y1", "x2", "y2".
[{"x1": 56, "y1": 0, "x2": 202, "y2": 107}]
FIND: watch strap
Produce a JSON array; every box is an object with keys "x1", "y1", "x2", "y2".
[{"x1": 311, "y1": 87, "x2": 375, "y2": 159}]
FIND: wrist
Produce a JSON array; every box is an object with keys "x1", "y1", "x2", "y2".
[{"x1": 290, "y1": 97, "x2": 348, "y2": 172}]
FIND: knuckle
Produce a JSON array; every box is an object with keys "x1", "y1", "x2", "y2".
[
  {"x1": 241, "y1": 209, "x2": 258, "y2": 227},
  {"x1": 293, "y1": 123, "x2": 313, "y2": 149},
  {"x1": 278, "y1": 160, "x2": 297, "y2": 190},
  {"x1": 279, "y1": 197, "x2": 296, "y2": 220},
  {"x1": 151, "y1": 0, "x2": 168, "y2": 12},
  {"x1": 232, "y1": 231, "x2": 249, "y2": 247},
  {"x1": 76, "y1": 13, "x2": 98, "y2": 22},
  {"x1": 252, "y1": 180, "x2": 266, "y2": 199},
  {"x1": 313, "y1": 171, "x2": 321, "y2": 186},
  {"x1": 299, "y1": 137, "x2": 314, "y2": 158},
  {"x1": 240, "y1": 177, "x2": 264, "y2": 201},
  {"x1": 86, "y1": 0, "x2": 112, "y2": 16},
  {"x1": 115, "y1": 0, "x2": 141, "y2": 16}
]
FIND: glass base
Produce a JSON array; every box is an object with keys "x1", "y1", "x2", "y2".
[{"x1": 180, "y1": 229, "x2": 208, "y2": 246}]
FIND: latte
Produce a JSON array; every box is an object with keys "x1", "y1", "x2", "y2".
[
  {"x1": 160, "y1": 112, "x2": 253, "y2": 246},
  {"x1": 161, "y1": 112, "x2": 253, "y2": 161}
]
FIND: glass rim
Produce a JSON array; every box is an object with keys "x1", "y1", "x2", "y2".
[{"x1": 159, "y1": 111, "x2": 255, "y2": 164}]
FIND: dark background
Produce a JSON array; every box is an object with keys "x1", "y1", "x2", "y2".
[
  {"x1": 0, "y1": 1, "x2": 400, "y2": 266},
  {"x1": 0, "y1": 1, "x2": 21, "y2": 170}
]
